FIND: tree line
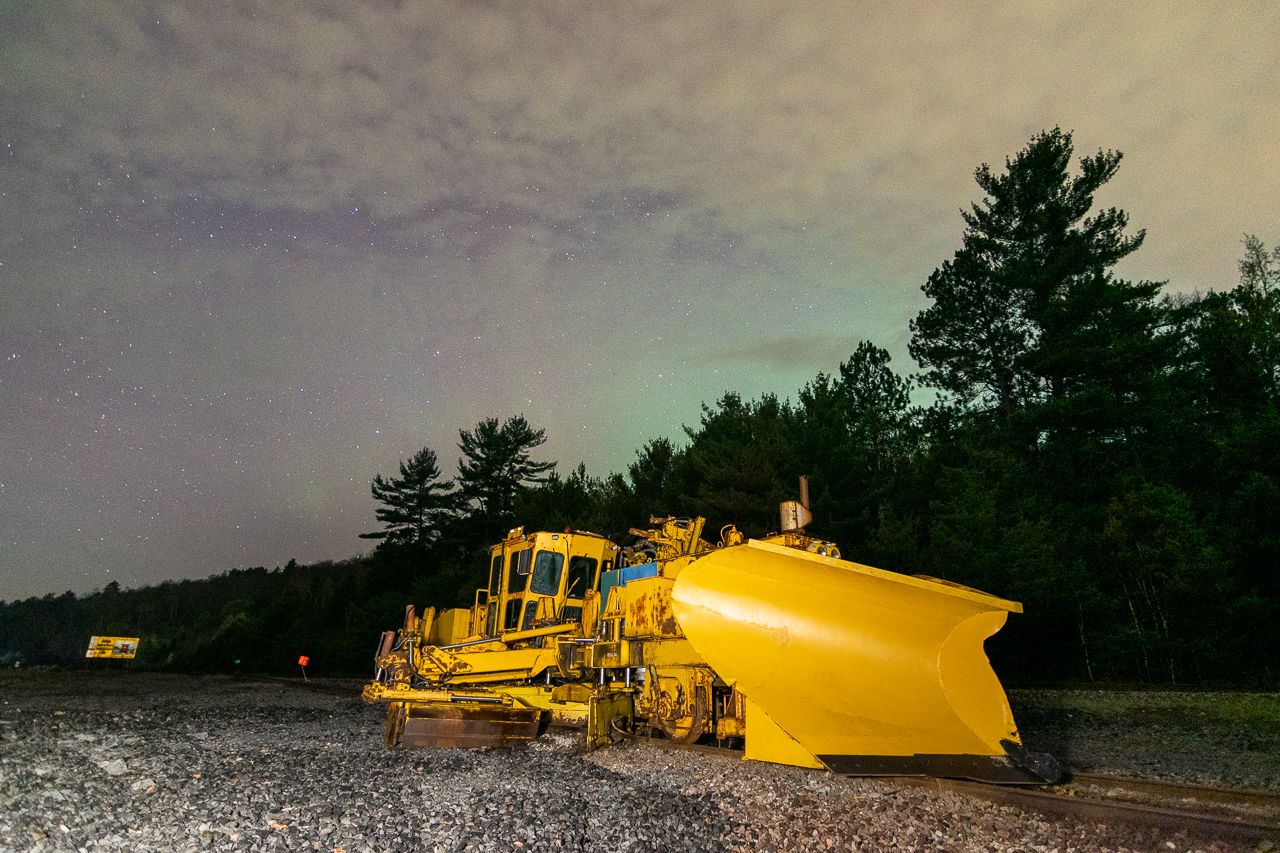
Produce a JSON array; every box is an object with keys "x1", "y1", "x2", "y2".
[{"x1": 3, "y1": 128, "x2": 1276, "y2": 686}]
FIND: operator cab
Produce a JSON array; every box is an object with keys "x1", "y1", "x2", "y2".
[{"x1": 485, "y1": 529, "x2": 618, "y2": 638}]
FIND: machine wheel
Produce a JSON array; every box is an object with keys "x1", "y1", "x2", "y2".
[{"x1": 657, "y1": 682, "x2": 706, "y2": 744}]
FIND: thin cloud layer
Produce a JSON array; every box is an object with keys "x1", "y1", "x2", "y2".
[{"x1": 6, "y1": 1, "x2": 1277, "y2": 280}]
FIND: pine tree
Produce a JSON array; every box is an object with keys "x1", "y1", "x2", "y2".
[
  {"x1": 360, "y1": 447, "x2": 458, "y2": 546},
  {"x1": 456, "y1": 415, "x2": 556, "y2": 520},
  {"x1": 909, "y1": 128, "x2": 1164, "y2": 434},
  {"x1": 792, "y1": 341, "x2": 915, "y2": 550}
]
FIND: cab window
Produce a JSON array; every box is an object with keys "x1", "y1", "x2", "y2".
[
  {"x1": 530, "y1": 551, "x2": 565, "y2": 596},
  {"x1": 521, "y1": 599, "x2": 540, "y2": 631},
  {"x1": 507, "y1": 549, "x2": 531, "y2": 594},
  {"x1": 504, "y1": 598, "x2": 522, "y2": 631},
  {"x1": 565, "y1": 556, "x2": 596, "y2": 599},
  {"x1": 488, "y1": 554, "x2": 503, "y2": 596}
]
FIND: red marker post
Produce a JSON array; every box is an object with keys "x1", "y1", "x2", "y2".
[{"x1": 298, "y1": 655, "x2": 310, "y2": 683}]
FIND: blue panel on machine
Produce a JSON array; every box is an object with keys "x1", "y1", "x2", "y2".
[
  {"x1": 596, "y1": 564, "x2": 660, "y2": 614},
  {"x1": 597, "y1": 568, "x2": 621, "y2": 615},
  {"x1": 620, "y1": 563, "x2": 659, "y2": 584}
]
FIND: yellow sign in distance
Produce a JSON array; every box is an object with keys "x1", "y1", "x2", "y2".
[{"x1": 85, "y1": 636, "x2": 139, "y2": 659}]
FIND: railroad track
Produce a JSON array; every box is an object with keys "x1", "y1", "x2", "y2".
[
  {"x1": 617, "y1": 731, "x2": 1280, "y2": 845},
  {"x1": 892, "y1": 773, "x2": 1280, "y2": 845},
  {"x1": 1068, "y1": 771, "x2": 1280, "y2": 815}
]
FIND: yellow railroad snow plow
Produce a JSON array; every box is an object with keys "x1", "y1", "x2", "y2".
[{"x1": 362, "y1": 489, "x2": 1060, "y2": 784}]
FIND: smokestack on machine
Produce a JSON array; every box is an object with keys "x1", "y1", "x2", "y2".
[{"x1": 780, "y1": 475, "x2": 813, "y2": 533}]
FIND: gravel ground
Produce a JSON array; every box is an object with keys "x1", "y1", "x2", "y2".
[
  {"x1": 1009, "y1": 690, "x2": 1280, "y2": 791},
  {"x1": 0, "y1": 673, "x2": 1270, "y2": 853}
]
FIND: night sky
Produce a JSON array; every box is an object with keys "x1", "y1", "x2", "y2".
[{"x1": 3, "y1": 2, "x2": 1278, "y2": 601}]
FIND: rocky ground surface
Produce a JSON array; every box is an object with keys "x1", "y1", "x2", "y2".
[
  {"x1": 1, "y1": 673, "x2": 1276, "y2": 853},
  {"x1": 1007, "y1": 689, "x2": 1280, "y2": 792}
]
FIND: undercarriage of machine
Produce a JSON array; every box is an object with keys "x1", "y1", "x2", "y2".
[{"x1": 361, "y1": 483, "x2": 1061, "y2": 784}]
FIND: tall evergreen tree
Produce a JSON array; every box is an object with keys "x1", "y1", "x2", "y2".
[
  {"x1": 360, "y1": 447, "x2": 458, "y2": 547},
  {"x1": 513, "y1": 463, "x2": 604, "y2": 533},
  {"x1": 792, "y1": 342, "x2": 915, "y2": 553},
  {"x1": 456, "y1": 415, "x2": 556, "y2": 521},
  {"x1": 628, "y1": 437, "x2": 685, "y2": 520},
  {"x1": 909, "y1": 128, "x2": 1163, "y2": 435},
  {"x1": 682, "y1": 393, "x2": 791, "y2": 537},
  {"x1": 1191, "y1": 235, "x2": 1280, "y2": 415}
]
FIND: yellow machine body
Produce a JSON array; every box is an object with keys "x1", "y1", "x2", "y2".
[{"x1": 362, "y1": 513, "x2": 1060, "y2": 784}]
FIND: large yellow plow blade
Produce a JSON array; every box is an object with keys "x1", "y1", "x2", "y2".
[{"x1": 672, "y1": 540, "x2": 1058, "y2": 783}]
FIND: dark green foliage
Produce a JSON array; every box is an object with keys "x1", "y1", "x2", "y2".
[
  {"x1": 910, "y1": 127, "x2": 1163, "y2": 429},
  {"x1": 1185, "y1": 236, "x2": 1280, "y2": 420},
  {"x1": 899, "y1": 130, "x2": 1280, "y2": 686},
  {"x1": 513, "y1": 463, "x2": 605, "y2": 534},
  {"x1": 790, "y1": 341, "x2": 917, "y2": 559},
  {"x1": 0, "y1": 559, "x2": 397, "y2": 675},
  {"x1": 1098, "y1": 484, "x2": 1230, "y2": 683},
  {"x1": 627, "y1": 438, "x2": 686, "y2": 521},
  {"x1": 457, "y1": 415, "x2": 556, "y2": 522},
  {"x1": 682, "y1": 393, "x2": 791, "y2": 537}
]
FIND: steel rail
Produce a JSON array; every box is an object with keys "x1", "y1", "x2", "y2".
[
  {"x1": 1067, "y1": 772, "x2": 1280, "y2": 812},
  {"x1": 614, "y1": 731, "x2": 1280, "y2": 844},
  {"x1": 890, "y1": 775, "x2": 1279, "y2": 844}
]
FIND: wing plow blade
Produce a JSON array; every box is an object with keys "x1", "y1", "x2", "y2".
[{"x1": 672, "y1": 540, "x2": 1057, "y2": 783}]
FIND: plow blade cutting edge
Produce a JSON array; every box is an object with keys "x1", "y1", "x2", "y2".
[
  {"x1": 671, "y1": 539, "x2": 1060, "y2": 784},
  {"x1": 384, "y1": 700, "x2": 543, "y2": 749}
]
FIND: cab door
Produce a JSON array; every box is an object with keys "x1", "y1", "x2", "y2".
[
  {"x1": 503, "y1": 547, "x2": 532, "y2": 632},
  {"x1": 523, "y1": 549, "x2": 566, "y2": 630}
]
